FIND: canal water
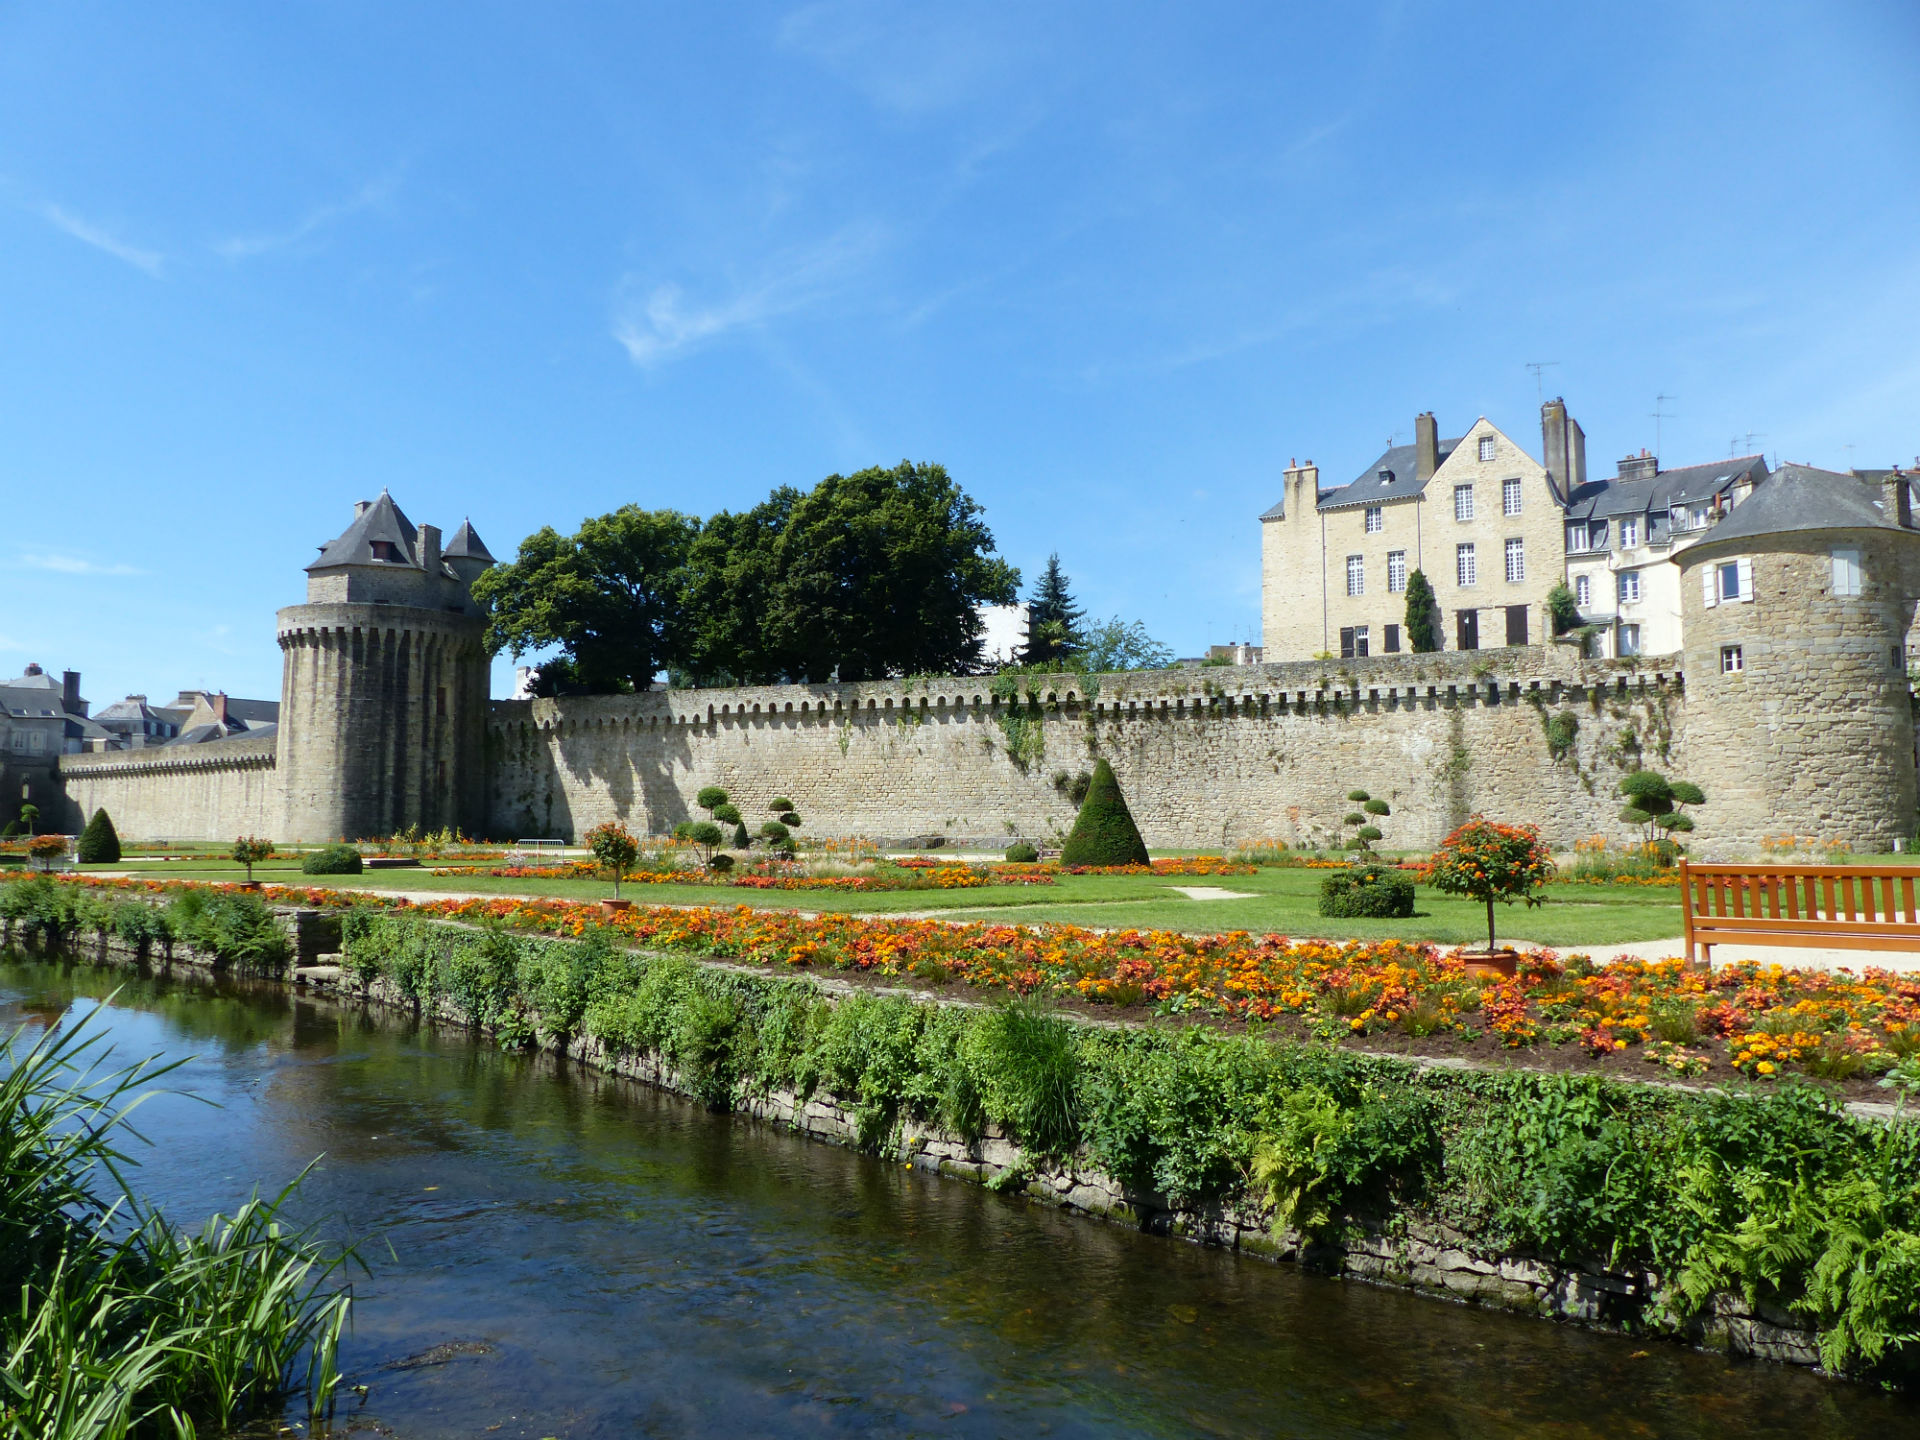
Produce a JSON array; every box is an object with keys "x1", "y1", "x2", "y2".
[{"x1": 2, "y1": 956, "x2": 1911, "y2": 1439}]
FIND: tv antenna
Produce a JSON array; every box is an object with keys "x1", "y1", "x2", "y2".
[
  {"x1": 1525, "y1": 361, "x2": 1560, "y2": 404},
  {"x1": 1652, "y1": 393, "x2": 1677, "y2": 459},
  {"x1": 1730, "y1": 431, "x2": 1763, "y2": 458}
]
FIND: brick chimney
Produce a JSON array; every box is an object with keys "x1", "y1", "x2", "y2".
[
  {"x1": 1414, "y1": 412, "x2": 1440, "y2": 482},
  {"x1": 1885, "y1": 472, "x2": 1912, "y2": 529},
  {"x1": 419, "y1": 523, "x2": 442, "y2": 575},
  {"x1": 212, "y1": 692, "x2": 228, "y2": 725},
  {"x1": 1283, "y1": 459, "x2": 1320, "y2": 521},
  {"x1": 1618, "y1": 449, "x2": 1659, "y2": 482},
  {"x1": 354, "y1": 499, "x2": 372, "y2": 517},
  {"x1": 1540, "y1": 397, "x2": 1587, "y2": 503}
]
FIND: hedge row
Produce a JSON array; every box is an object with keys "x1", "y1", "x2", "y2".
[{"x1": 331, "y1": 908, "x2": 1920, "y2": 1382}]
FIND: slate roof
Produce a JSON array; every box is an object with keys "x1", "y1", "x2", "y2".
[
  {"x1": 1686, "y1": 463, "x2": 1920, "y2": 551},
  {"x1": 443, "y1": 518, "x2": 494, "y2": 562},
  {"x1": 0, "y1": 686, "x2": 66, "y2": 719},
  {"x1": 1563, "y1": 455, "x2": 1767, "y2": 522},
  {"x1": 1316, "y1": 438, "x2": 1463, "y2": 512},
  {"x1": 307, "y1": 490, "x2": 420, "y2": 572}
]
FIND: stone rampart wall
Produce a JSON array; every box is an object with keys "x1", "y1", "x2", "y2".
[
  {"x1": 487, "y1": 646, "x2": 1689, "y2": 850},
  {"x1": 56, "y1": 736, "x2": 279, "y2": 841}
]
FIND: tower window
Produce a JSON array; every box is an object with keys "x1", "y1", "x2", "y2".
[
  {"x1": 1478, "y1": 436, "x2": 1497, "y2": 462},
  {"x1": 1502, "y1": 478, "x2": 1522, "y2": 516},
  {"x1": 1721, "y1": 645, "x2": 1743, "y2": 673},
  {"x1": 436, "y1": 686, "x2": 448, "y2": 718},
  {"x1": 370, "y1": 540, "x2": 399, "y2": 562},
  {"x1": 1832, "y1": 547, "x2": 1862, "y2": 596}
]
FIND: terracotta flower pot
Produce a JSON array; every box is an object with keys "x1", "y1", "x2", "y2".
[
  {"x1": 1457, "y1": 949, "x2": 1520, "y2": 980},
  {"x1": 600, "y1": 898, "x2": 633, "y2": 915},
  {"x1": 236, "y1": 880, "x2": 263, "y2": 892}
]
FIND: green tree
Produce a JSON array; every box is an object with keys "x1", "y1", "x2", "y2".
[
  {"x1": 1078, "y1": 616, "x2": 1174, "y2": 673},
  {"x1": 1059, "y1": 758, "x2": 1150, "y2": 867},
  {"x1": 679, "y1": 490, "x2": 798, "y2": 685},
  {"x1": 1426, "y1": 817, "x2": 1556, "y2": 953},
  {"x1": 18, "y1": 803, "x2": 39, "y2": 837},
  {"x1": 1619, "y1": 771, "x2": 1707, "y2": 850},
  {"x1": 1020, "y1": 554, "x2": 1085, "y2": 666},
  {"x1": 1404, "y1": 570, "x2": 1438, "y2": 653},
  {"x1": 1546, "y1": 582, "x2": 1582, "y2": 636},
  {"x1": 585, "y1": 821, "x2": 640, "y2": 897},
  {"x1": 76, "y1": 809, "x2": 121, "y2": 865},
  {"x1": 230, "y1": 836, "x2": 275, "y2": 882},
  {"x1": 695, "y1": 786, "x2": 729, "y2": 818},
  {"x1": 767, "y1": 462, "x2": 1019, "y2": 681},
  {"x1": 472, "y1": 506, "x2": 700, "y2": 692}
]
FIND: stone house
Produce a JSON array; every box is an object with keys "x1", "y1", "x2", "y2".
[
  {"x1": 1562, "y1": 453, "x2": 1768, "y2": 658},
  {"x1": 1260, "y1": 399, "x2": 1586, "y2": 661}
]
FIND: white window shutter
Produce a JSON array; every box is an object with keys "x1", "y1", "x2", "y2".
[
  {"x1": 1736, "y1": 557, "x2": 1754, "y2": 602},
  {"x1": 1702, "y1": 566, "x2": 1717, "y2": 609}
]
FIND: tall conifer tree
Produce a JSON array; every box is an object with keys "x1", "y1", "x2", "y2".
[{"x1": 1021, "y1": 553, "x2": 1085, "y2": 665}]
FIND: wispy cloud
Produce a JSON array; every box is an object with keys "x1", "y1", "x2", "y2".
[
  {"x1": 215, "y1": 168, "x2": 403, "y2": 259},
  {"x1": 612, "y1": 224, "x2": 886, "y2": 367},
  {"x1": 14, "y1": 554, "x2": 146, "y2": 577},
  {"x1": 36, "y1": 203, "x2": 163, "y2": 276},
  {"x1": 0, "y1": 634, "x2": 23, "y2": 652},
  {"x1": 779, "y1": 0, "x2": 1029, "y2": 116}
]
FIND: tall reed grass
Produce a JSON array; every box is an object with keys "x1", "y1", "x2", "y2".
[{"x1": 0, "y1": 1002, "x2": 356, "y2": 1439}]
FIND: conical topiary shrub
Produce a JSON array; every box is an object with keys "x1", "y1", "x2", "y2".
[
  {"x1": 76, "y1": 808, "x2": 121, "y2": 864},
  {"x1": 1059, "y1": 757, "x2": 1150, "y2": 867}
]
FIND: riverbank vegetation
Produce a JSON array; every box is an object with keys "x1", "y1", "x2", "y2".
[
  {"x1": 324, "y1": 908, "x2": 1920, "y2": 1384},
  {"x1": 0, "y1": 1006, "x2": 354, "y2": 1438}
]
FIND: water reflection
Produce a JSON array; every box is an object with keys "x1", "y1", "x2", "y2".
[{"x1": 2, "y1": 955, "x2": 1910, "y2": 1439}]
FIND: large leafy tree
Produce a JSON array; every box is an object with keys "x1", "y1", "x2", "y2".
[
  {"x1": 1021, "y1": 554, "x2": 1085, "y2": 665},
  {"x1": 679, "y1": 489, "x2": 799, "y2": 685},
  {"x1": 473, "y1": 506, "x2": 699, "y2": 692},
  {"x1": 1078, "y1": 616, "x2": 1174, "y2": 673},
  {"x1": 765, "y1": 462, "x2": 1019, "y2": 682}
]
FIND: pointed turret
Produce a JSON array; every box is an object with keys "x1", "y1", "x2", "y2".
[{"x1": 443, "y1": 518, "x2": 496, "y2": 586}]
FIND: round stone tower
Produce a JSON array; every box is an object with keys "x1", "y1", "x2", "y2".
[
  {"x1": 276, "y1": 494, "x2": 496, "y2": 842},
  {"x1": 1678, "y1": 464, "x2": 1920, "y2": 855}
]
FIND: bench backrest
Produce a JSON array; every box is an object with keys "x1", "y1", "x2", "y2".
[{"x1": 1680, "y1": 860, "x2": 1920, "y2": 930}]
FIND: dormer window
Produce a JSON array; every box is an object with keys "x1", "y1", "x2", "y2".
[{"x1": 370, "y1": 541, "x2": 399, "y2": 562}]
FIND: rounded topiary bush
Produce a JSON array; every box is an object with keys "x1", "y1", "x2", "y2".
[
  {"x1": 1005, "y1": 842, "x2": 1039, "y2": 863},
  {"x1": 76, "y1": 808, "x2": 122, "y2": 864},
  {"x1": 1059, "y1": 758, "x2": 1150, "y2": 867},
  {"x1": 301, "y1": 844, "x2": 364, "y2": 876},
  {"x1": 1317, "y1": 861, "x2": 1415, "y2": 919}
]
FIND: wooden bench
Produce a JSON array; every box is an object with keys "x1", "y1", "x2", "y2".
[{"x1": 1680, "y1": 860, "x2": 1920, "y2": 967}]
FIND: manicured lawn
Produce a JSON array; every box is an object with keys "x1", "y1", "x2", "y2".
[{"x1": 86, "y1": 856, "x2": 1685, "y2": 947}]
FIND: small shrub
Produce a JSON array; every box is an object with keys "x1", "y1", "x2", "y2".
[
  {"x1": 1005, "y1": 842, "x2": 1039, "y2": 863},
  {"x1": 965, "y1": 1000, "x2": 1080, "y2": 1158},
  {"x1": 708, "y1": 852, "x2": 735, "y2": 873},
  {"x1": 302, "y1": 844, "x2": 364, "y2": 876},
  {"x1": 1059, "y1": 758, "x2": 1149, "y2": 867},
  {"x1": 696, "y1": 786, "x2": 729, "y2": 816},
  {"x1": 76, "y1": 809, "x2": 121, "y2": 864},
  {"x1": 1318, "y1": 861, "x2": 1415, "y2": 919}
]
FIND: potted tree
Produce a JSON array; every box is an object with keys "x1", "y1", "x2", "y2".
[
  {"x1": 231, "y1": 835, "x2": 275, "y2": 887},
  {"x1": 586, "y1": 821, "x2": 641, "y2": 912},
  {"x1": 1425, "y1": 816, "x2": 1556, "y2": 978}
]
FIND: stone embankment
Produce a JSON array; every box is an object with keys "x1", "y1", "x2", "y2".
[{"x1": 2, "y1": 901, "x2": 1822, "y2": 1373}]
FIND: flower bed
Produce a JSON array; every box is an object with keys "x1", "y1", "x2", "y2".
[
  {"x1": 429, "y1": 860, "x2": 1055, "y2": 891},
  {"x1": 11, "y1": 872, "x2": 1919, "y2": 1088}
]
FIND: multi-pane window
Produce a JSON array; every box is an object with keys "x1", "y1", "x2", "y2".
[
  {"x1": 1454, "y1": 485, "x2": 1475, "y2": 521},
  {"x1": 1364, "y1": 505, "x2": 1383, "y2": 534},
  {"x1": 1387, "y1": 550, "x2": 1407, "y2": 593},
  {"x1": 1346, "y1": 554, "x2": 1364, "y2": 596},
  {"x1": 1502, "y1": 478, "x2": 1522, "y2": 516},
  {"x1": 1620, "y1": 518, "x2": 1639, "y2": 547},
  {"x1": 1619, "y1": 624, "x2": 1642, "y2": 657},
  {"x1": 1832, "y1": 547, "x2": 1862, "y2": 596},
  {"x1": 1617, "y1": 571, "x2": 1641, "y2": 604},
  {"x1": 1721, "y1": 646, "x2": 1744, "y2": 674},
  {"x1": 1575, "y1": 574, "x2": 1591, "y2": 608},
  {"x1": 1478, "y1": 436, "x2": 1496, "y2": 462},
  {"x1": 1456, "y1": 543, "x2": 1477, "y2": 587},
  {"x1": 1504, "y1": 538, "x2": 1525, "y2": 583},
  {"x1": 1568, "y1": 520, "x2": 1607, "y2": 552}
]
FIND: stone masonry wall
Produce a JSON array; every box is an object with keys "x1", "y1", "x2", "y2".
[
  {"x1": 56, "y1": 736, "x2": 279, "y2": 841},
  {"x1": 487, "y1": 645, "x2": 1686, "y2": 850}
]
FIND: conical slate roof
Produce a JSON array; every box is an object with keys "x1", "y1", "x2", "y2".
[
  {"x1": 307, "y1": 490, "x2": 420, "y2": 572},
  {"x1": 1686, "y1": 464, "x2": 1919, "y2": 555},
  {"x1": 443, "y1": 518, "x2": 494, "y2": 562}
]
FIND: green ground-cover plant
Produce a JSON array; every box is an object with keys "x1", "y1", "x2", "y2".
[
  {"x1": 0, "y1": 1006, "x2": 356, "y2": 1439},
  {"x1": 323, "y1": 907, "x2": 1920, "y2": 1381}
]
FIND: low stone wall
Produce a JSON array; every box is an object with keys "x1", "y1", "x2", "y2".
[
  {"x1": 4, "y1": 903, "x2": 1822, "y2": 1372},
  {"x1": 56, "y1": 736, "x2": 279, "y2": 841},
  {"x1": 486, "y1": 647, "x2": 1690, "y2": 852}
]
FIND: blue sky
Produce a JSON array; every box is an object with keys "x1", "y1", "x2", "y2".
[{"x1": 4, "y1": 1, "x2": 1916, "y2": 705}]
